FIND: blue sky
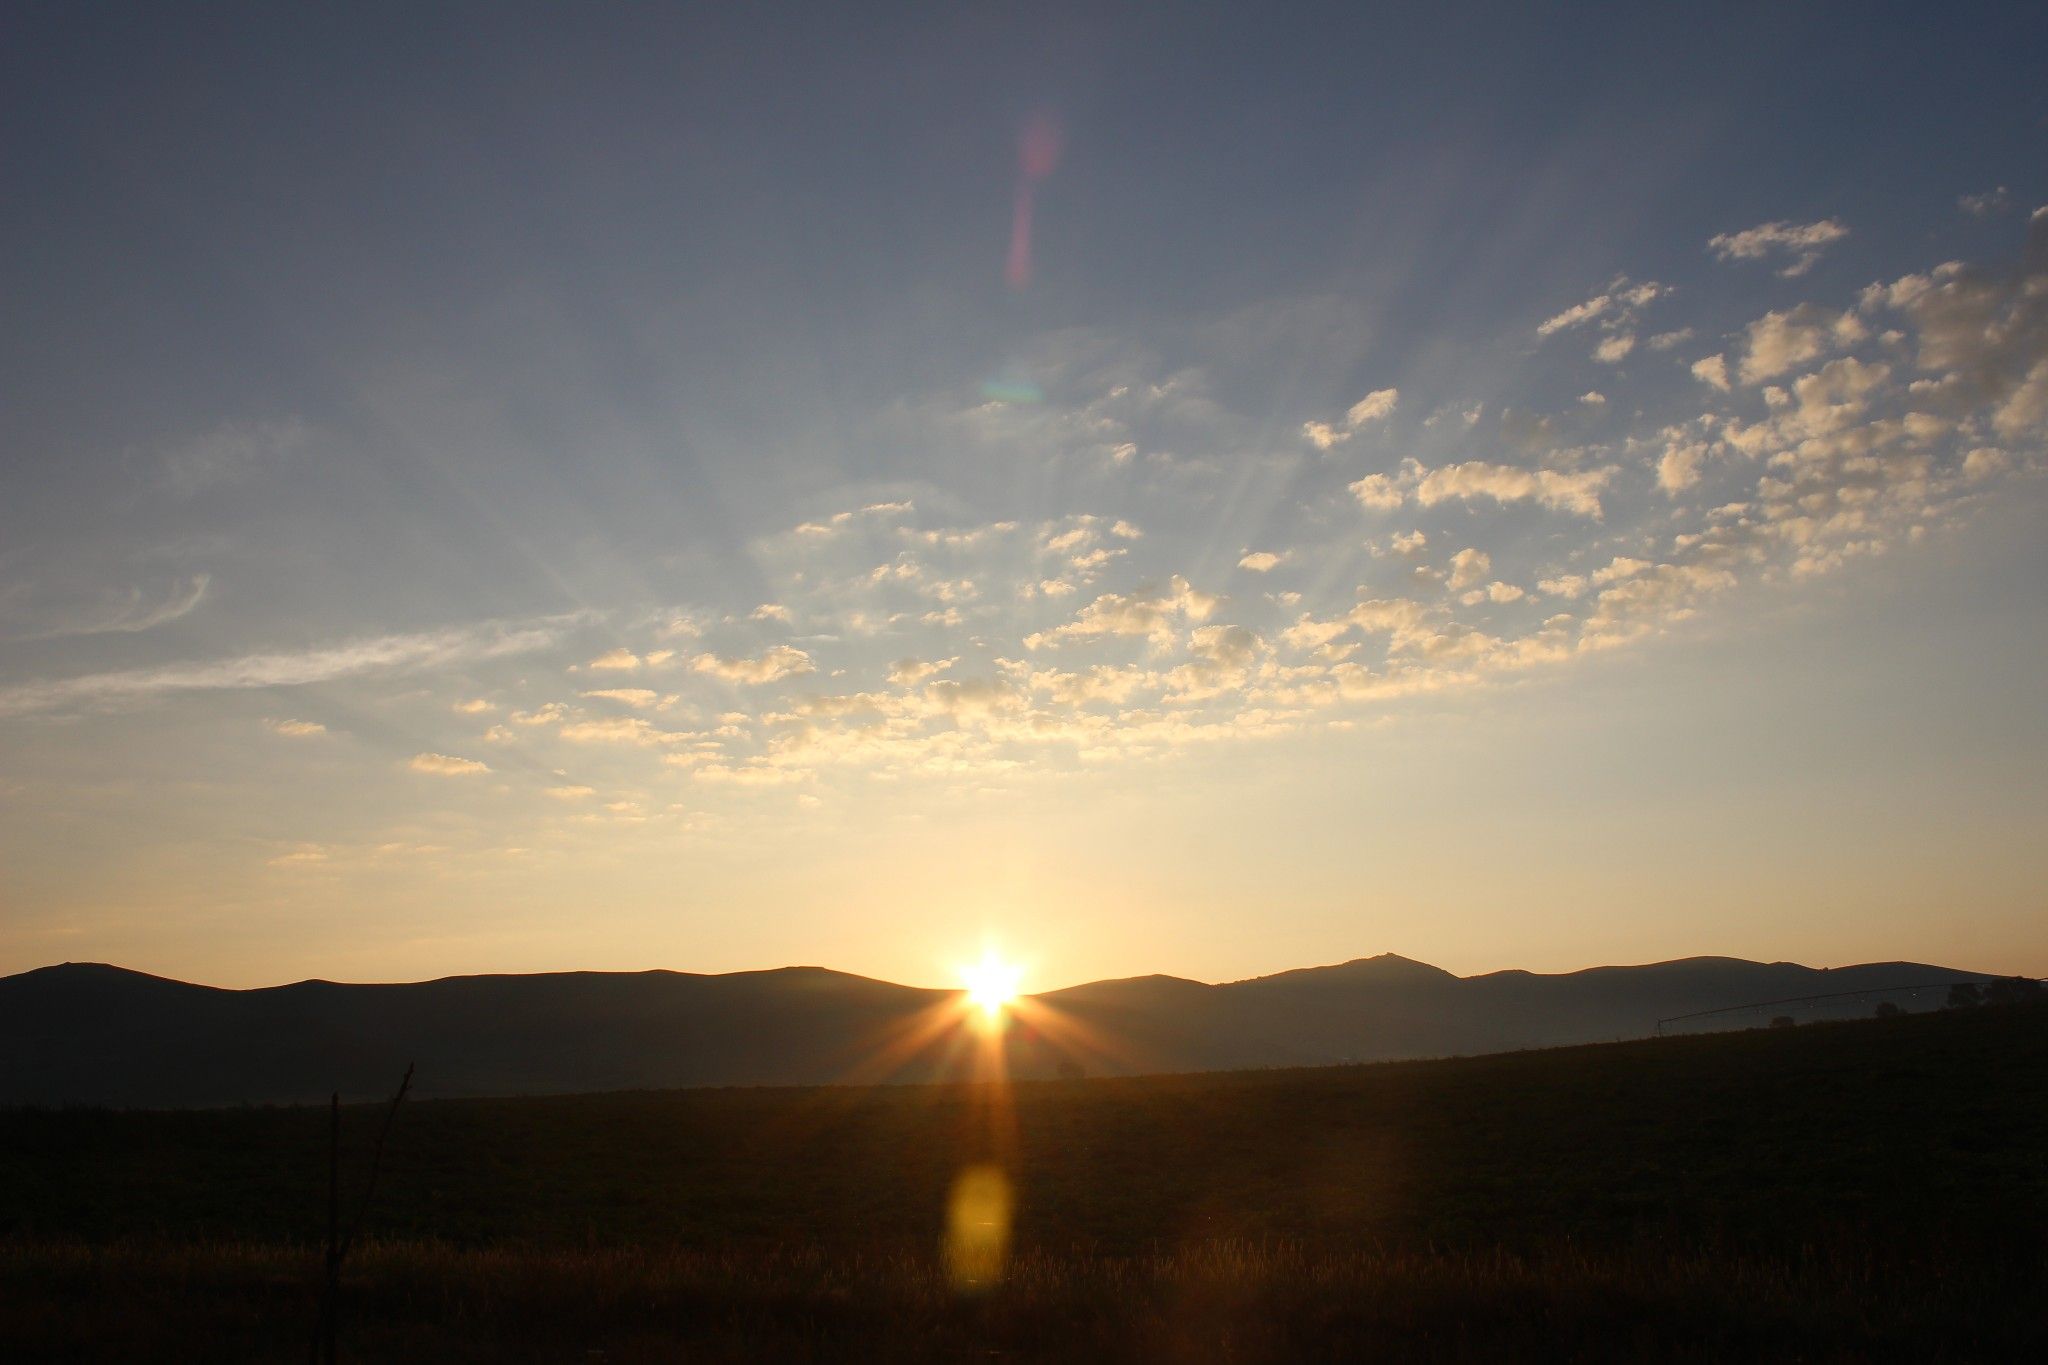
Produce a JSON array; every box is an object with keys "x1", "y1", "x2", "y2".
[{"x1": 3, "y1": 3, "x2": 2045, "y2": 988}]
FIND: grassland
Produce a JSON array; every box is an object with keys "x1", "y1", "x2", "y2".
[{"x1": 4, "y1": 1003, "x2": 2044, "y2": 1360}]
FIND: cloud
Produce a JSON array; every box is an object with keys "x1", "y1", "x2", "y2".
[
  {"x1": 0, "y1": 616, "x2": 575, "y2": 718},
  {"x1": 1538, "y1": 295, "x2": 1610, "y2": 336},
  {"x1": 1238, "y1": 551, "x2": 1285, "y2": 573},
  {"x1": 1302, "y1": 387, "x2": 1398, "y2": 448},
  {"x1": 1658, "y1": 440, "x2": 1710, "y2": 494},
  {"x1": 587, "y1": 648, "x2": 643, "y2": 671},
  {"x1": 1961, "y1": 447, "x2": 2010, "y2": 481},
  {"x1": 14, "y1": 575, "x2": 212, "y2": 640},
  {"x1": 692, "y1": 645, "x2": 815, "y2": 684},
  {"x1": 1349, "y1": 473, "x2": 1407, "y2": 510},
  {"x1": 1537, "y1": 279, "x2": 1667, "y2": 350},
  {"x1": 1691, "y1": 355, "x2": 1731, "y2": 391},
  {"x1": 559, "y1": 715, "x2": 695, "y2": 746},
  {"x1": 1347, "y1": 389, "x2": 1399, "y2": 425},
  {"x1": 1958, "y1": 187, "x2": 2012, "y2": 218},
  {"x1": 887, "y1": 657, "x2": 954, "y2": 686},
  {"x1": 1446, "y1": 548, "x2": 1491, "y2": 591},
  {"x1": 159, "y1": 418, "x2": 313, "y2": 496},
  {"x1": 265, "y1": 718, "x2": 327, "y2": 737},
  {"x1": 1025, "y1": 575, "x2": 1218, "y2": 651},
  {"x1": 410, "y1": 752, "x2": 489, "y2": 776},
  {"x1": 1708, "y1": 218, "x2": 1849, "y2": 277},
  {"x1": 1737, "y1": 304, "x2": 1863, "y2": 384},
  {"x1": 453, "y1": 698, "x2": 495, "y2": 714},
  {"x1": 750, "y1": 603, "x2": 793, "y2": 624},
  {"x1": 1414, "y1": 461, "x2": 1612, "y2": 518},
  {"x1": 546, "y1": 785, "x2": 595, "y2": 800},
  {"x1": 581, "y1": 688, "x2": 661, "y2": 708},
  {"x1": 792, "y1": 500, "x2": 917, "y2": 538}
]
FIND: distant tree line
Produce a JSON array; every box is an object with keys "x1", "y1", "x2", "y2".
[{"x1": 1945, "y1": 977, "x2": 2044, "y2": 1010}]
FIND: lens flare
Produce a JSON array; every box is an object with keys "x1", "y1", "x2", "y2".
[
  {"x1": 1005, "y1": 111, "x2": 1064, "y2": 290},
  {"x1": 944, "y1": 1163, "x2": 1013, "y2": 1291}
]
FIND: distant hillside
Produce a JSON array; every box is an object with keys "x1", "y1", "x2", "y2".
[{"x1": 0, "y1": 954, "x2": 2000, "y2": 1107}]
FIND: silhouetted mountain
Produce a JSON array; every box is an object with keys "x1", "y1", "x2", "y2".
[{"x1": 0, "y1": 953, "x2": 1999, "y2": 1108}]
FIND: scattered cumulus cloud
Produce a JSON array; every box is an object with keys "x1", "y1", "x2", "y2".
[
  {"x1": 410, "y1": 752, "x2": 489, "y2": 776},
  {"x1": 1708, "y1": 218, "x2": 1849, "y2": 277},
  {"x1": 1957, "y1": 187, "x2": 2011, "y2": 218},
  {"x1": 1302, "y1": 387, "x2": 1398, "y2": 448},
  {"x1": 692, "y1": 645, "x2": 815, "y2": 684}
]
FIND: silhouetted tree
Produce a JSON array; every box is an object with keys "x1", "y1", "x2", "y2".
[
  {"x1": 1947, "y1": 983, "x2": 1982, "y2": 1009},
  {"x1": 1982, "y1": 976, "x2": 2044, "y2": 1007},
  {"x1": 1874, "y1": 1001, "x2": 1901, "y2": 1019},
  {"x1": 1770, "y1": 1015, "x2": 1796, "y2": 1029},
  {"x1": 1055, "y1": 1058, "x2": 1085, "y2": 1082}
]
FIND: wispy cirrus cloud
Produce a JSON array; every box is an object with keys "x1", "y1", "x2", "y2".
[
  {"x1": 9, "y1": 574, "x2": 212, "y2": 640},
  {"x1": 0, "y1": 615, "x2": 579, "y2": 717}
]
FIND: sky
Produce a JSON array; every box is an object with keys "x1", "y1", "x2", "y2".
[{"x1": 3, "y1": 3, "x2": 2046, "y2": 991}]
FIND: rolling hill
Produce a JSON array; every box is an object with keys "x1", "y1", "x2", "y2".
[{"x1": 0, "y1": 953, "x2": 1997, "y2": 1107}]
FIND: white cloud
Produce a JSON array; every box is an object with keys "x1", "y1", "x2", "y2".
[
  {"x1": 582, "y1": 688, "x2": 661, "y2": 708},
  {"x1": 1658, "y1": 439, "x2": 1711, "y2": 494},
  {"x1": 410, "y1": 752, "x2": 489, "y2": 776},
  {"x1": 1346, "y1": 388, "x2": 1399, "y2": 425},
  {"x1": 0, "y1": 616, "x2": 575, "y2": 718},
  {"x1": 1025, "y1": 576, "x2": 1218, "y2": 651},
  {"x1": 1958, "y1": 187, "x2": 2011, "y2": 218},
  {"x1": 1446, "y1": 548, "x2": 1491, "y2": 591},
  {"x1": 887, "y1": 657, "x2": 955, "y2": 686},
  {"x1": 1238, "y1": 551, "x2": 1285, "y2": 573},
  {"x1": 1537, "y1": 279, "x2": 1667, "y2": 343},
  {"x1": 14, "y1": 574, "x2": 212, "y2": 641},
  {"x1": 1708, "y1": 218, "x2": 1849, "y2": 277},
  {"x1": 1961, "y1": 447, "x2": 2010, "y2": 481},
  {"x1": 546, "y1": 785, "x2": 595, "y2": 800},
  {"x1": 692, "y1": 645, "x2": 815, "y2": 684},
  {"x1": 1691, "y1": 355, "x2": 1731, "y2": 391},
  {"x1": 1538, "y1": 295, "x2": 1610, "y2": 336},
  {"x1": 265, "y1": 718, "x2": 327, "y2": 737},
  {"x1": 559, "y1": 715, "x2": 693, "y2": 746},
  {"x1": 1737, "y1": 304, "x2": 1862, "y2": 384},
  {"x1": 1303, "y1": 387, "x2": 1398, "y2": 448},
  {"x1": 1350, "y1": 472, "x2": 1407, "y2": 510},
  {"x1": 1414, "y1": 461, "x2": 1612, "y2": 518},
  {"x1": 1594, "y1": 333, "x2": 1636, "y2": 363}
]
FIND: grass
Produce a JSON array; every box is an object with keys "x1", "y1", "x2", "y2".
[
  {"x1": 7, "y1": 1236, "x2": 2038, "y2": 1362},
  {"x1": 3, "y1": 1004, "x2": 2044, "y2": 1359}
]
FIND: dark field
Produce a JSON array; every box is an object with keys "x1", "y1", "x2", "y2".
[{"x1": 5, "y1": 1004, "x2": 2045, "y2": 1360}]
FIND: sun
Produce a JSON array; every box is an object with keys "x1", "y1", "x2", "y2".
[{"x1": 960, "y1": 952, "x2": 1024, "y2": 1024}]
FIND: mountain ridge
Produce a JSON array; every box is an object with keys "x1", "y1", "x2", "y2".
[{"x1": 2, "y1": 953, "x2": 2003, "y2": 1108}]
